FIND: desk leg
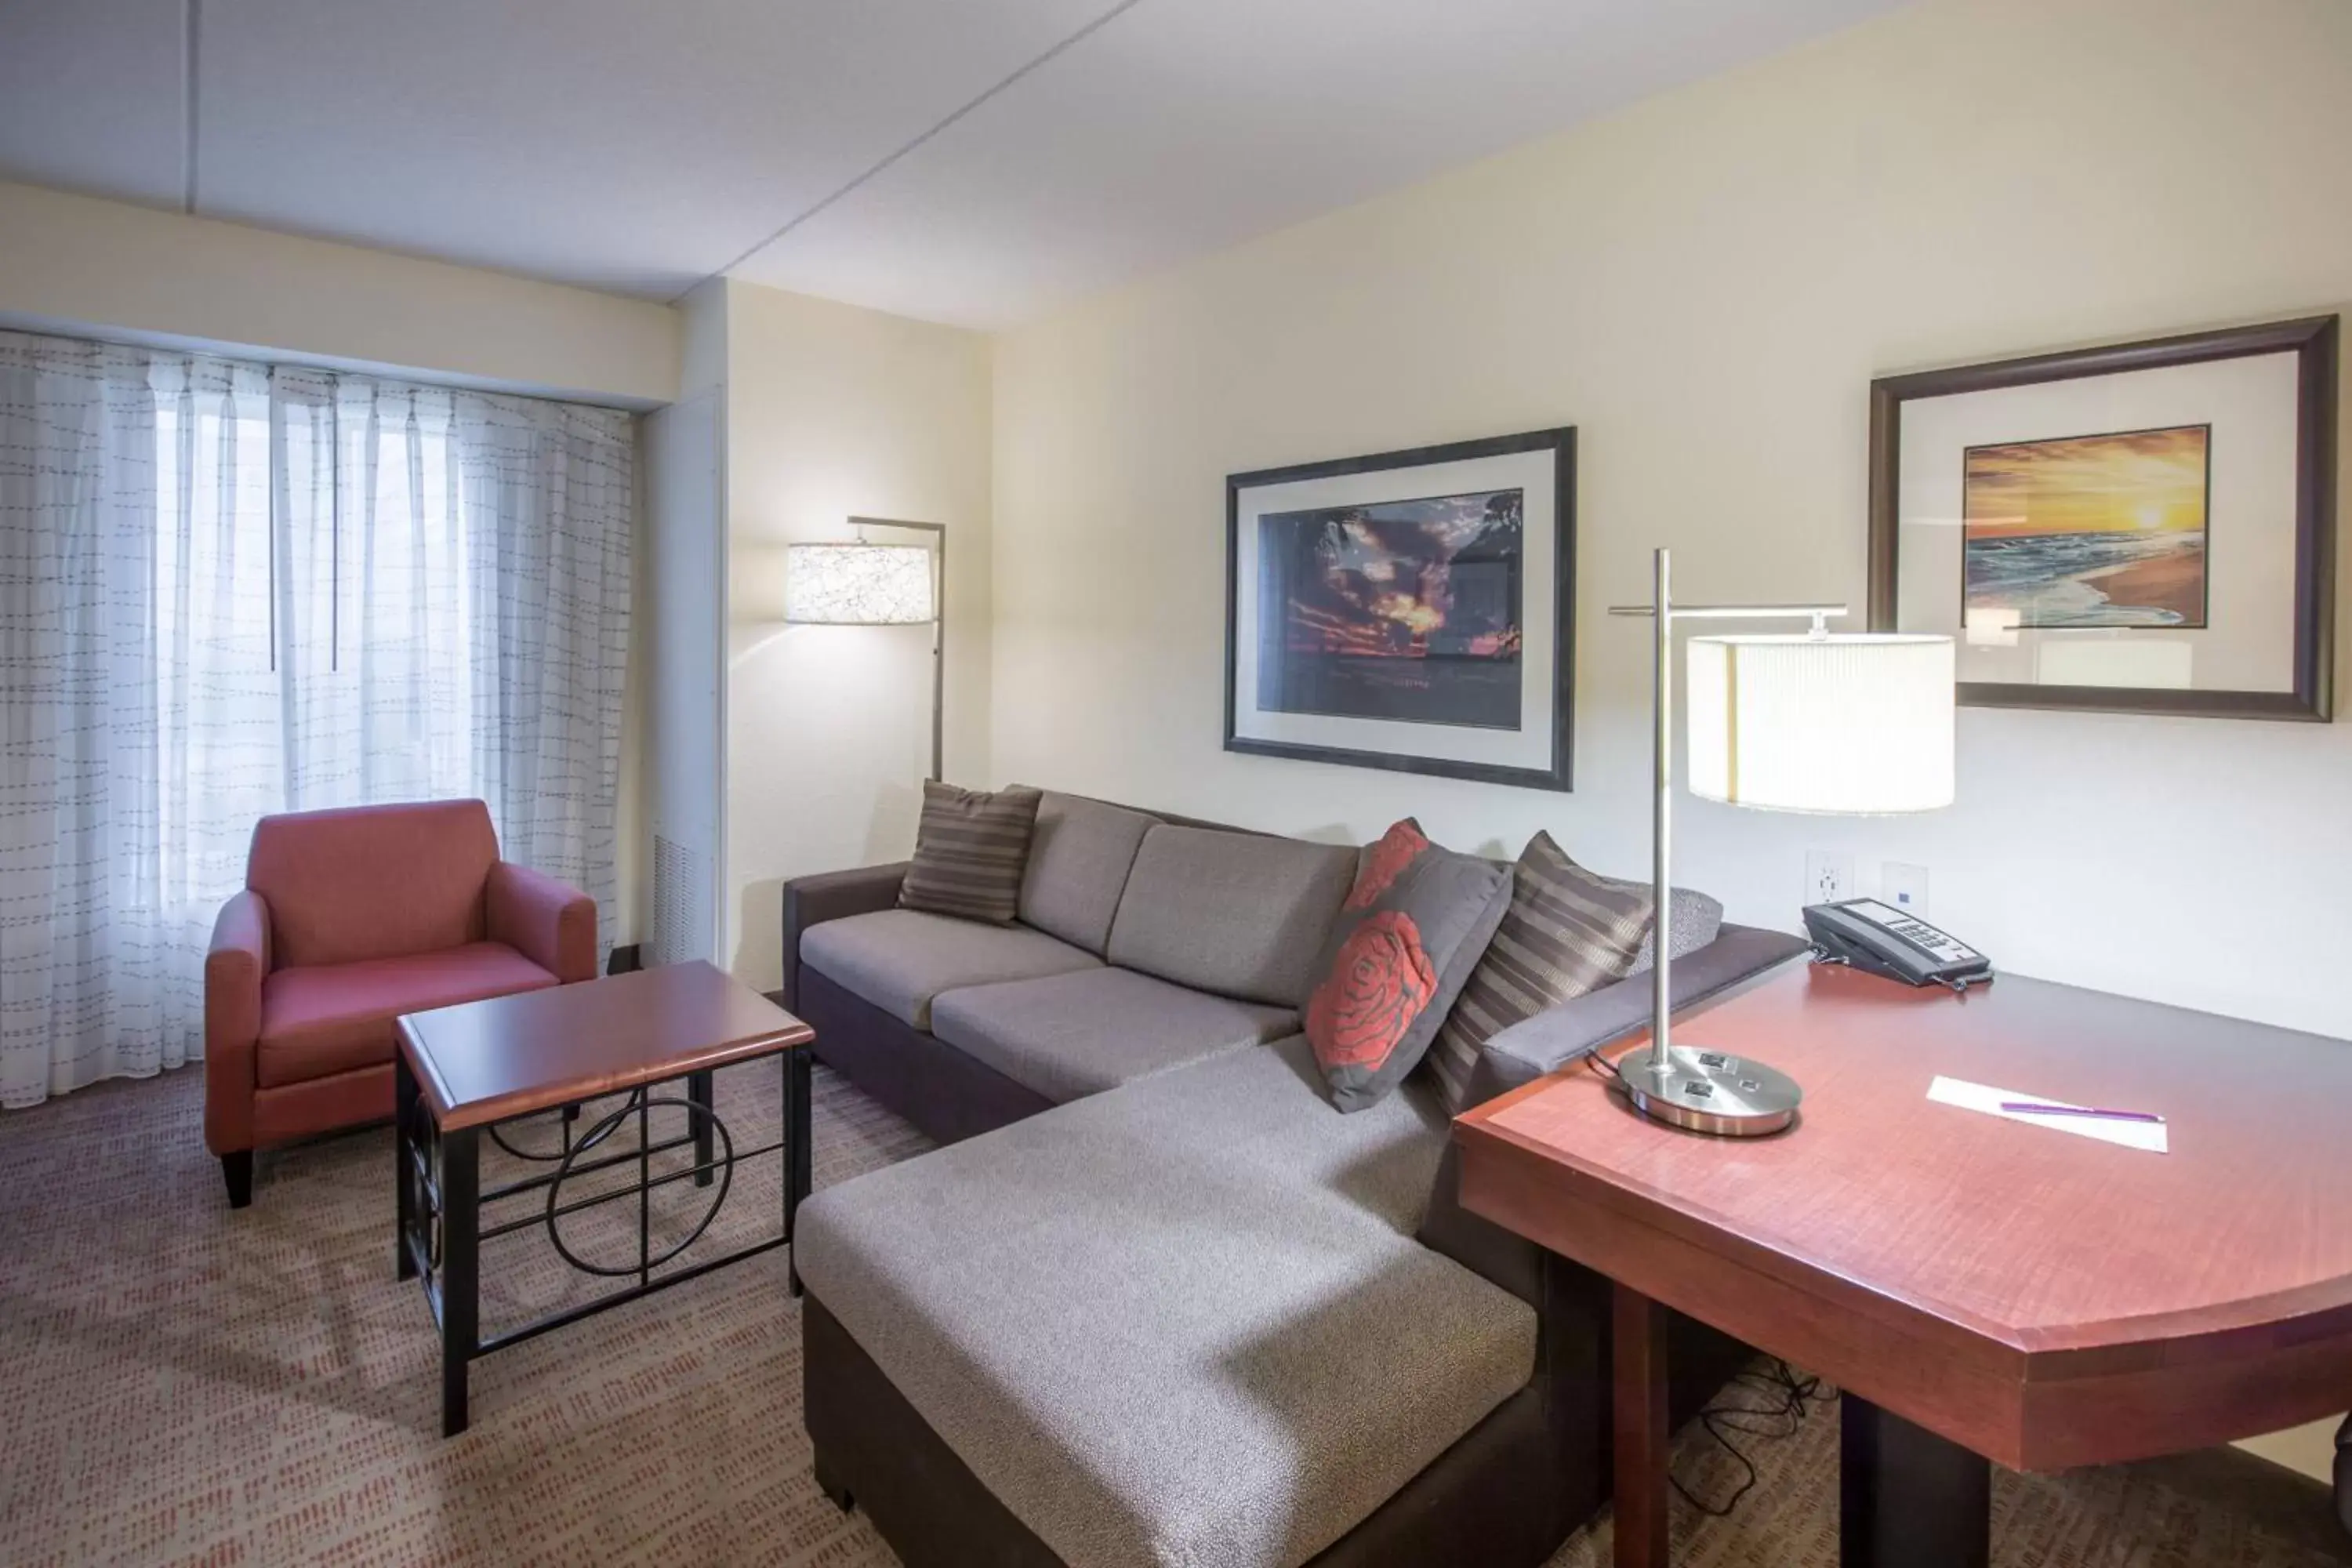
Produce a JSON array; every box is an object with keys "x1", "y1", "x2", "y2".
[
  {"x1": 1613, "y1": 1282, "x2": 1670, "y2": 1568},
  {"x1": 1840, "y1": 1396, "x2": 1989, "y2": 1568}
]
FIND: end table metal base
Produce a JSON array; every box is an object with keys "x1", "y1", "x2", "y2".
[{"x1": 396, "y1": 1048, "x2": 812, "y2": 1436}]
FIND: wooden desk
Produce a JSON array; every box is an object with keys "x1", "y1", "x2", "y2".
[{"x1": 1454, "y1": 960, "x2": 2352, "y2": 1568}]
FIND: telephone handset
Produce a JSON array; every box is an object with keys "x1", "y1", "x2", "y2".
[{"x1": 1802, "y1": 898, "x2": 1992, "y2": 993}]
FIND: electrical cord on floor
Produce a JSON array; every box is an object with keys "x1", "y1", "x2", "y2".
[{"x1": 1668, "y1": 1360, "x2": 1835, "y2": 1517}]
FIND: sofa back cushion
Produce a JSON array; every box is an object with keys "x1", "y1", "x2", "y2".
[
  {"x1": 247, "y1": 798, "x2": 499, "y2": 969},
  {"x1": 1017, "y1": 791, "x2": 1158, "y2": 953},
  {"x1": 1106, "y1": 825, "x2": 1355, "y2": 1007}
]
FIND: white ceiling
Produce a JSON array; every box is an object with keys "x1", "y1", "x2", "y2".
[{"x1": 0, "y1": 0, "x2": 1907, "y2": 328}]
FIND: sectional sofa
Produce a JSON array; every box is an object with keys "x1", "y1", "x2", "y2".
[{"x1": 782, "y1": 790, "x2": 1806, "y2": 1568}]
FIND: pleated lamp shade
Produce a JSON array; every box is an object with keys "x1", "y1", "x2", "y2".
[
  {"x1": 784, "y1": 543, "x2": 936, "y2": 626},
  {"x1": 1686, "y1": 633, "x2": 1955, "y2": 814}
]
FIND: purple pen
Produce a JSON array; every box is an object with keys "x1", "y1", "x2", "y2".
[{"x1": 1998, "y1": 1102, "x2": 2163, "y2": 1124}]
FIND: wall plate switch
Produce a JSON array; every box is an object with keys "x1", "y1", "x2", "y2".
[
  {"x1": 1883, "y1": 862, "x2": 1929, "y2": 915},
  {"x1": 1805, "y1": 850, "x2": 1853, "y2": 906}
]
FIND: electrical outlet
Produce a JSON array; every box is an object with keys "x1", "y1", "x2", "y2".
[
  {"x1": 1882, "y1": 862, "x2": 1929, "y2": 915},
  {"x1": 1804, "y1": 850, "x2": 1853, "y2": 906}
]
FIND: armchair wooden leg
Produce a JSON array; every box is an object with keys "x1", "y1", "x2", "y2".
[{"x1": 220, "y1": 1151, "x2": 253, "y2": 1210}]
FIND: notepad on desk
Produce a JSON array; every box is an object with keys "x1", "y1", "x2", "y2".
[{"x1": 1927, "y1": 1075, "x2": 2168, "y2": 1153}]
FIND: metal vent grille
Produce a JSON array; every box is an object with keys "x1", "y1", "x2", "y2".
[{"x1": 652, "y1": 833, "x2": 713, "y2": 967}]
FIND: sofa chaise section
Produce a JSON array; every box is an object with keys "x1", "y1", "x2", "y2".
[{"x1": 795, "y1": 1037, "x2": 1536, "y2": 1568}]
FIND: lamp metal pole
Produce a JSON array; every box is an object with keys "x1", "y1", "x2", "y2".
[
  {"x1": 1606, "y1": 547, "x2": 1841, "y2": 1132},
  {"x1": 849, "y1": 517, "x2": 946, "y2": 782}
]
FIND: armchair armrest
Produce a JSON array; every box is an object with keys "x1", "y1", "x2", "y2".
[
  {"x1": 203, "y1": 890, "x2": 270, "y2": 1156},
  {"x1": 781, "y1": 862, "x2": 908, "y2": 1011},
  {"x1": 487, "y1": 861, "x2": 598, "y2": 982}
]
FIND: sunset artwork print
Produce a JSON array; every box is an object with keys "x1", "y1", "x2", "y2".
[
  {"x1": 1257, "y1": 488, "x2": 1524, "y2": 728},
  {"x1": 1962, "y1": 424, "x2": 2211, "y2": 629}
]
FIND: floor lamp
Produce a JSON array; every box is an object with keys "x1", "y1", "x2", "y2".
[
  {"x1": 1606, "y1": 546, "x2": 1955, "y2": 1137},
  {"x1": 784, "y1": 521, "x2": 945, "y2": 782}
]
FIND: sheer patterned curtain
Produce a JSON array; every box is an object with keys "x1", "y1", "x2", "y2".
[{"x1": 0, "y1": 328, "x2": 631, "y2": 1109}]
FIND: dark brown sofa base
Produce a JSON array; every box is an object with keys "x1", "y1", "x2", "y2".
[
  {"x1": 804, "y1": 1269, "x2": 1753, "y2": 1568},
  {"x1": 797, "y1": 967, "x2": 1054, "y2": 1145}
]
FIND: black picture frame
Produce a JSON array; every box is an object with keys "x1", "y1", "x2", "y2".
[
  {"x1": 1224, "y1": 426, "x2": 1576, "y2": 791},
  {"x1": 1868, "y1": 315, "x2": 2337, "y2": 720}
]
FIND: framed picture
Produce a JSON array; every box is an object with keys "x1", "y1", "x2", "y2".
[
  {"x1": 1225, "y1": 427, "x2": 1574, "y2": 790},
  {"x1": 1869, "y1": 316, "x2": 2337, "y2": 720}
]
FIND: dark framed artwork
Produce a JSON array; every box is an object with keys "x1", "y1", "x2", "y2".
[
  {"x1": 1225, "y1": 427, "x2": 1575, "y2": 790},
  {"x1": 1869, "y1": 315, "x2": 2336, "y2": 720}
]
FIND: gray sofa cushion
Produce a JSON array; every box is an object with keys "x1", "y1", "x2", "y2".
[
  {"x1": 1626, "y1": 883, "x2": 1725, "y2": 975},
  {"x1": 795, "y1": 1036, "x2": 1536, "y2": 1568},
  {"x1": 800, "y1": 908, "x2": 1101, "y2": 1029},
  {"x1": 931, "y1": 966, "x2": 1296, "y2": 1105},
  {"x1": 1105, "y1": 825, "x2": 1356, "y2": 1007},
  {"x1": 1017, "y1": 791, "x2": 1158, "y2": 953}
]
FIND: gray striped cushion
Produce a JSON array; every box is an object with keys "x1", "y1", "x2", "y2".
[
  {"x1": 1427, "y1": 831, "x2": 1652, "y2": 1115},
  {"x1": 898, "y1": 782, "x2": 1044, "y2": 925}
]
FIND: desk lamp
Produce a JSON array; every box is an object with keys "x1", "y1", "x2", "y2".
[{"x1": 1606, "y1": 547, "x2": 1955, "y2": 1136}]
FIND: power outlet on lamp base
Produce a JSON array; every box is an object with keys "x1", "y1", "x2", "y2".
[{"x1": 1805, "y1": 851, "x2": 1853, "y2": 906}]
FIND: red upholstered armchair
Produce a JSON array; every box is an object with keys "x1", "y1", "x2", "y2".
[{"x1": 204, "y1": 799, "x2": 597, "y2": 1208}]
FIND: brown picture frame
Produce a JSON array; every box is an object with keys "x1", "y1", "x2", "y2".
[{"x1": 1867, "y1": 315, "x2": 2337, "y2": 720}]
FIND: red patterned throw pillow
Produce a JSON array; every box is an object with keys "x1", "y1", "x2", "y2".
[
  {"x1": 1306, "y1": 821, "x2": 1512, "y2": 1112},
  {"x1": 1306, "y1": 911, "x2": 1438, "y2": 1067},
  {"x1": 1345, "y1": 821, "x2": 1428, "y2": 911}
]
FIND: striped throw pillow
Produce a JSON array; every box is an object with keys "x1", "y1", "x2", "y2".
[
  {"x1": 898, "y1": 782, "x2": 1044, "y2": 925},
  {"x1": 1427, "y1": 830, "x2": 1653, "y2": 1115}
]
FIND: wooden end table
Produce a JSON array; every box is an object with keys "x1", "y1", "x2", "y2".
[
  {"x1": 1454, "y1": 960, "x2": 2352, "y2": 1568},
  {"x1": 394, "y1": 960, "x2": 815, "y2": 1436}
]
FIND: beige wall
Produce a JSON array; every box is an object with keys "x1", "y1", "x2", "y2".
[
  {"x1": 721, "y1": 280, "x2": 992, "y2": 987},
  {"x1": 0, "y1": 180, "x2": 678, "y2": 406},
  {"x1": 989, "y1": 0, "x2": 2352, "y2": 1481},
  {"x1": 993, "y1": 0, "x2": 2352, "y2": 1029}
]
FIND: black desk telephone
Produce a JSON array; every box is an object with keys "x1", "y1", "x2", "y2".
[{"x1": 1802, "y1": 898, "x2": 1992, "y2": 992}]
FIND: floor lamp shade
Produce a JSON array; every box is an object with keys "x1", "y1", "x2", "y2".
[
  {"x1": 784, "y1": 543, "x2": 936, "y2": 625},
  {"x1": 1686, "y1": 633, "x2": 1955, "y2": 814}
]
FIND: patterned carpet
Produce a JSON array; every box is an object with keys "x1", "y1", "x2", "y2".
[{"x1": 2, "y1": 1064, "x2": 2347, "y2": 1567}]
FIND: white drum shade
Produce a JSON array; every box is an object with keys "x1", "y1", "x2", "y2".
[
  {"x1": 1686, "y1": 633, "x2": 1955, "y2": 813},
  {"x1": 785, "y1": 543, "x2": 935, "y2": 626}
]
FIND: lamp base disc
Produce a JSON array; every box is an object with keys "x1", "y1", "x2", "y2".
[{"x1": 1614, "y1": 1045, "x2": 1801, "y2": 1138}]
